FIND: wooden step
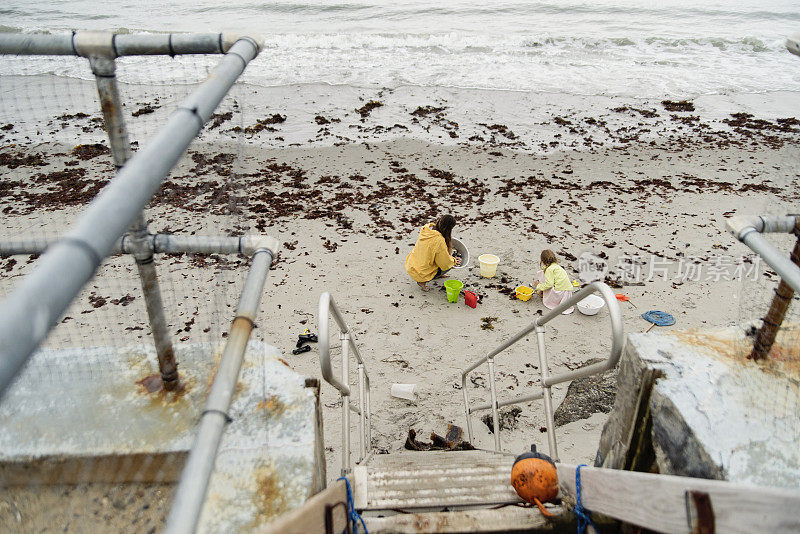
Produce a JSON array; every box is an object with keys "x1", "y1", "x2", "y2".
[
  {"x1": 354, "y1": 450, "x2": 523, "y2": 511},
  {"x1": 364, "y1": 505, "x2": 564, "y2": 533}
]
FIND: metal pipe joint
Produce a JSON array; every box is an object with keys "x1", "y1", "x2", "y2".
[
  {"x1": 726, "y1": 215, "x2": 799, "y2": 240},
  {"x1": 726, "y1": 215, "x2": 800, "y2": 295},
  {"x1": 221, "y1": 33, "x2": 263, "y2": 54},
  {"x1": 74, "y1": 31, "x2": 116, "y2": 58},
  {"x1": 241, "y1": 235, "x2": 281, "y2": 257}
]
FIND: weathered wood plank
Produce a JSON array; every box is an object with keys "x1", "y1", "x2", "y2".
[
  {"x1": 0, "y1": 452, "x2": 187, "y2": 485},
  {"x1": 558, "y1": 463, "x2": 800, "y2": 534},
  {"x1": 365, "y1": 505, "x2": 563, "y2": 533},
  {"x1": 354, "y1": 463, "x2": 369, "y2": 509},
  {"x1": 259, "y1": 479, "x2": 348, "y2": 534},
  {"x1": 595, "y1": 340, "x2": 664, "y2": 471},
  {"x1": 306, "y1": 377, "x2": 328, "y2": 494}
]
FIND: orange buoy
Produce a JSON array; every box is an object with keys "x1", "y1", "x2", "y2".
[{"x1": 510, "y1": 445, "x2": 559, "y2": 517}]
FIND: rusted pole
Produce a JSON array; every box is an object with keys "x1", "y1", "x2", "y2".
[
  {"x1": 89, "y1": 53, "x2": 178, "y2": 390},
  {"x1": 750, "y1": 221, "x2": 800, "y2": 361},
  {"x1": 165, "y1": 240, "x2": 277, "y2": 534}
]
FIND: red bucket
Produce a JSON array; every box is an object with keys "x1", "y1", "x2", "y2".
[{"x1": 464, "y1": 290, "x2": 477, "y2": 308}]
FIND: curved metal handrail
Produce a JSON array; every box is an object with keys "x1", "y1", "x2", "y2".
[
  {"x1": 318, "y1": 291, "x2": 372, "y2": 475},
  {"x1": 541, "y1": 282, "x2": 623, "y2": 385},
  {"x1": 460, "y1": 281, "x2": 624, "y2": 458}
]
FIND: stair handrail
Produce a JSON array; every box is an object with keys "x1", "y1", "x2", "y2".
[
  {"x1": 461, "y1": 281, "x2": 623, "y2": 459},
  {"x1": 318, "y1": 291, "x2": 372, "y2": 476}
]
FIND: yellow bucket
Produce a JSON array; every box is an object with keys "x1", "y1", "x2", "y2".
[{"x1": 515, "y1": 285, "x2": 534, "y2": 302}]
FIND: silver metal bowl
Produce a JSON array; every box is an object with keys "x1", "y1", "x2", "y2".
[{"x1": 451, "y1": 237, "x2": 470, "y2": 269}]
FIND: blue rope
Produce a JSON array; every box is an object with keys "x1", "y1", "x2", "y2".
[
  {"x1": 642, "y1": 310, "x2": 675, "y2": 327},
  {"x1": 338, "y1": 476, "x2": 369, "y2": 534},
  {"x1": 575, "y1": 464, "x2": 597, "y2": 534}
]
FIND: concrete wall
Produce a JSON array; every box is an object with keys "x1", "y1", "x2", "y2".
[
  {"x1": 0, "y1": 341, "x2": 324, "y2": 531},
  {"x1": 596, "y1": 325, "x2": 800, "y2": 489}
]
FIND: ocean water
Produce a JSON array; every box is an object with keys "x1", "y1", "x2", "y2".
[{"x1": 1, "y1": 0, "x2": 799, "y2": 98}]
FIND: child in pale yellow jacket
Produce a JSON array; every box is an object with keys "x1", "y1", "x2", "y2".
[
  {"x1": 535, "y1": 249, "x2": 575, "y2": 314},
  {"x1": 405, "y1": 215, "x2": 461, "y2": 291}
]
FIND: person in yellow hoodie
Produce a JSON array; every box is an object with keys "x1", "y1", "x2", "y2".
[
  {"x1": 405, "y1": 215, "x2": 461, "y2": 291},
  {"x1": 535, "y1": 249, "x2": 575, "y2": 314}
]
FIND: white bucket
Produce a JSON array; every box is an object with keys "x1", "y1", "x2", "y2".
[
  {"x1": 577, "y1": 294, "x2": 605, "y2": 316},
  {"x1": 478, "y1": 254, "x2": 500, "y2": 278},
  {"x1": 391, "y1": 383, "x2": 417, "y2": 401}
]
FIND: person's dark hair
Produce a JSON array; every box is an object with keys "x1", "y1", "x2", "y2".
[
  {"x1": 540, "y1": 249, "x2": 558, "y2": 269},
  {"x1": 434, "y1": 215, "x2": 456, "y2": 251}
]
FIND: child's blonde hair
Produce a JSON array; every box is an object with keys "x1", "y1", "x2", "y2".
[{"x1": 540, "y1": 249, "x2": 558, "y2": 269}]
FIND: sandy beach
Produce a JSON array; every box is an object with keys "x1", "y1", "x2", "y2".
[{"x1": 1, "y1": 79, "x2": 799, "y2": 529}]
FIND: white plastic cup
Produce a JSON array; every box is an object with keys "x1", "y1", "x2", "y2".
[
  {"x1": 478, "y1": 254, "x2": 500, "y2": 278},
  {"x1": 391, "y1": 383, "x2": 417, "y2": 401}
]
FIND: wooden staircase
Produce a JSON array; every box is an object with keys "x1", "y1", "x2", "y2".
[
  {"x1": 293, "y1": 293, "x2": 800, "y2": 533},
  {"x1": 354, "y1": 450, "x2": 563, "y2": 533},
  {"x1": 264, "y1": 453, "x2": 800, "y2": 534}
]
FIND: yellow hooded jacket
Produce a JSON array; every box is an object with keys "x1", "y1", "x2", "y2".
[{"x1": 405, "y1": 223, "x2": 456, "y2": 283}]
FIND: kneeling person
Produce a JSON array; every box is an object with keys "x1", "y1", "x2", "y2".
[
  {"x1": 535, "y1": 249, "x2": 575, "y2": 314},
  {"x1": 405, "y1": 215, "x2": 461, "y2": 291}
]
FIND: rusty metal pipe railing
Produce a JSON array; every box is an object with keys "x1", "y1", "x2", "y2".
[
  {"x1": 0, "y1": 237, "x2": 54, "y2": 256},
  {"x1": 0, "y1": 234, "x2": 261, "y2": 257},
  {"x1": 89, "y1": 53, "x2": 178, "y2": 390},
  {"x1": 318, "y1": 292, "x2": 372, "y2": 476},
  {"x1": 751, "y1": 238, "x2": 800, "y2": 360},
  {"x1": 727, "y1": 215, "x2": 800, "y2": 360},
  {"x1": 164, "y1": 240, "x2": 277, "y2": 534},
  {"x1": 727, "y1": 215, "x2": 800, "y2": 294},
  {"x1": 0, "y1": 31, "x2": 244, "y2": 57},
  {"x1": 0, "y1": 37, "x2": 260, "y2": 400}
]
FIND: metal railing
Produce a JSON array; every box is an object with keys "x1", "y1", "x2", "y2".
[
  {"x1": 0, "y1": 31, "x2": 261, "y2": 400},
  {"x1": 0, "y1": 30, "x2": 285, "y2": 534},
  {"x1": 726, "y1": 215, "x2": 800, "y2": 294},
  {"x1": 726, "y1": 215, "x2": 800, "y2": 360},
  {"x1": 318, "y1": 292, "x2": 373, "y2": 476},
  {"x1": 165, "y1": 241, "x2": 278, "y2": 534},
  {"x1": 0, "y1": 234, "x2": 275, "y2": 257},
  {"x1": 461, "y1": 282, "x2": 624, "y2": 461}
]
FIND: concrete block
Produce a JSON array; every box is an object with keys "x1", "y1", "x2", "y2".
[
  {"x1": 596, "y1": 324, "x2": 800, "y2": 488},
  {"x1": 0, "y1": 340, "x2": 323, "y2": 531}
]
